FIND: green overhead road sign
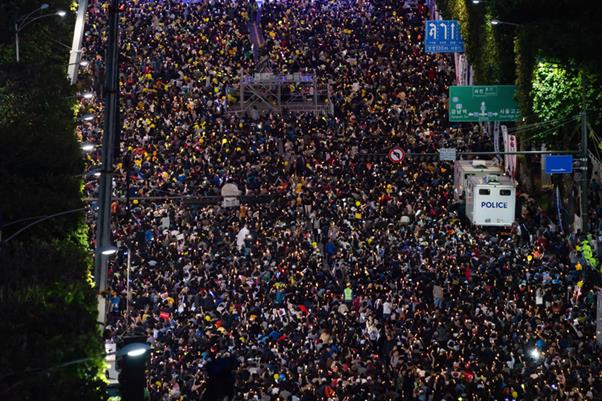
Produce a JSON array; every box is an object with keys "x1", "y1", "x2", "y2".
[{"x1": 449, "y1": 85, "x2": 519, "y2": 122}]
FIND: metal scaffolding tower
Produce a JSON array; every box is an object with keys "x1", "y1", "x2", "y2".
[{"x1": 228, "y1": 69, "x2": 332, "y2": 115}]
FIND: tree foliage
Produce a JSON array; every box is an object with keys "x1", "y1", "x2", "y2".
[
  {"x1": 532, "y1": 62, "x2": 602, "y2": 128},
  {"x1": 531, "y1": 62, "x2": 581, "y2": 123},
  {"x1": 0, "y1": 233, "x2": 105, "y2": 401},
  {"x1": 0, "y1": 1, "x2": 105, "y2": 400}
]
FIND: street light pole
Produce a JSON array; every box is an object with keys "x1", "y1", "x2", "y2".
[
  {"x1": 126, "y1": 246, "x2": 131, "y2": 325},
  {"x1": 15, "y1": 3, "x2": 47, "y2": 62},
  {"x1": 14, "y1": 4, "x2": 66, "y2": 63},
  {"x1": 15, "y1": 22, "x2": 20, "y2": 63},
  {"x1": 0, "y1": 208, "x2": 85, "y2": 244},
  {"x1": 94, "y1": 0, "x2": 121, "y2": 326}
]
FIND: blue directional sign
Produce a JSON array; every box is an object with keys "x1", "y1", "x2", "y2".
[
  {"x1": 544, "y1": 155, "x2": 573, "y2": 174},
  {"x1": 424, "y1": 20, "x2": 464, "y2": 53}
]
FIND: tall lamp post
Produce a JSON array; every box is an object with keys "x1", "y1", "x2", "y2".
[
  {"x1": 14, "y1": 3, "x2": 67, "y2": 62},
  {"x1": 0, "y1": 208, "x2": 118, "y2": 278},
  {"x1": 124, "y1": 246, "x2": 132, "y2": 325},
  {"x1": 95, "y1": 0, "x2": 121, "y2": 326}
]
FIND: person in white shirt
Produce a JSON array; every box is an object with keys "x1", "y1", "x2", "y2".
[{"x1": 382, "y1": 298, "x2": 392, "y2": 320}]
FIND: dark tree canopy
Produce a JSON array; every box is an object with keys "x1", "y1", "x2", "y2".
[{"x1": 0, "y1": 1, "x2": 105, "y2": 400}]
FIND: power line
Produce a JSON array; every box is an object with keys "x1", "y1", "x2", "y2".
[
  {"x1": 506, "y1": 115, "x2": 578, "y2": 134},
  {"x1": 518, "y1": 120, "x2": 578, "y2": 144}
]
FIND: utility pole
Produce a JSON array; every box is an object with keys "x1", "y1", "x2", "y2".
[
  {"x1": 95, "y1": 0, "x2": 120, "y2": 326},
  {"x1": 580, "y1": 111, "x2": 589, "y2": 234},
  {"x1": 578, "y1": 68, "x2": 589, "y2": 235},
  {"x1": 15, "y1": 22, "x2": 20, "y2": 63}
]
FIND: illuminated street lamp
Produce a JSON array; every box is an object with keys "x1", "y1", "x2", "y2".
[
  {"x1": 81, "y1": 143, "x2": 95, "y2": 152},
  {"x1": 119, "y1": 343, "x2": 150, "y2": 358},
  {"x1": 117, "y1": 342, "x2": 150, "y2": 401},
  {"x1": 98, "y1": 245, "x2": 118, "y2": 256},
  {"x1": 490, "y1": 19, "x2": 520, "y2": 27}
]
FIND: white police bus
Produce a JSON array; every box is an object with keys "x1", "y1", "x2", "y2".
[{"x1": 465, "y1": 174, "x2": 516, "y2": 227}]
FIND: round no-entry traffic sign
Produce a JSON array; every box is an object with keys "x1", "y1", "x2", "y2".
[{"x1": 387, "y1": 146, "x2": 405, "y2": 164}]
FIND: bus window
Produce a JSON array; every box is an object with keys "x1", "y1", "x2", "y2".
[
  {"x1": 500, "y1": 189, "x2": 511, "y2": 196},
  {"x1": 478, "y1": 189, "x2": 490, "y2": 195}
]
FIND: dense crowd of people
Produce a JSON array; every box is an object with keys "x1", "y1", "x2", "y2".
[{"x1": 76, "y1": 0, "x2": 601, "y2": 399}]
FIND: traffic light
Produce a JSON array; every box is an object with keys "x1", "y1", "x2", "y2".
[{"x1": 116, "y1": 341, "x2": 150, "y2": 401}]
